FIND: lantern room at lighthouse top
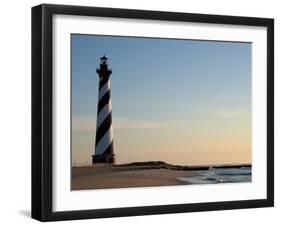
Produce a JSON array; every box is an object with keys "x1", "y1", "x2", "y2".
[{"x1": 96, "y1": 55, "x2": 112, "y2": 78}]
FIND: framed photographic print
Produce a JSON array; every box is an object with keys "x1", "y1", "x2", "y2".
[{"x1": 32, "y1": 4, "x2": 274, "y2": 221}]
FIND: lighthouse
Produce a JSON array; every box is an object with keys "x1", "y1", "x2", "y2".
[{"x1": 92, "y1": 55, "x2": 115, "y2": 164}]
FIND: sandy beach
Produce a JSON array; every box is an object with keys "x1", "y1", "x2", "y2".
[{"x1": 71, "y1": 164, "x2": 197, "y2": 190}]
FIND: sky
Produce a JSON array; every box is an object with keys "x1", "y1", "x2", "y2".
[{"x1": 71, "y1": 34, "x2": 252, "y2": 166}]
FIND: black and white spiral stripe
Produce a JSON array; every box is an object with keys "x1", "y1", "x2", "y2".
[{"x1": 94, "y1": 77, "x2": 114, "y2": 157}]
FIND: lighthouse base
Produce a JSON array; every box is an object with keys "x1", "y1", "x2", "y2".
[{"x1": 92, "y1": 153, "x2": 115, "y2": 164}]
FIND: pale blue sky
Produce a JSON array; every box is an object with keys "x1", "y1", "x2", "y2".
[{"x1": 71, "y1": 34, "x2": 251, "y2": 166}]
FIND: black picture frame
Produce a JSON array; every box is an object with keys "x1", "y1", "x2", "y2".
[{"x1": 32, "y1": 4, "x2": 274, "y2": 222}]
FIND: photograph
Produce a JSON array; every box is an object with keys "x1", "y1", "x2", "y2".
[
  {"x1": 71, "y1": 34, "x2": 252, "y2": 190},
  {"x1": 31, "y1": 3, "x2": 274, "y2": 221}
]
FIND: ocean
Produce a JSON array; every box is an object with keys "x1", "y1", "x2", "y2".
[{"x1": 178, "y1": 167, "x2": 251, "y2": 184}]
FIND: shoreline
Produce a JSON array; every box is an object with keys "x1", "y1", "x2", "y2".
[{"x1": 71, "y1": 161, "x2": 251, "y2": 190}]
